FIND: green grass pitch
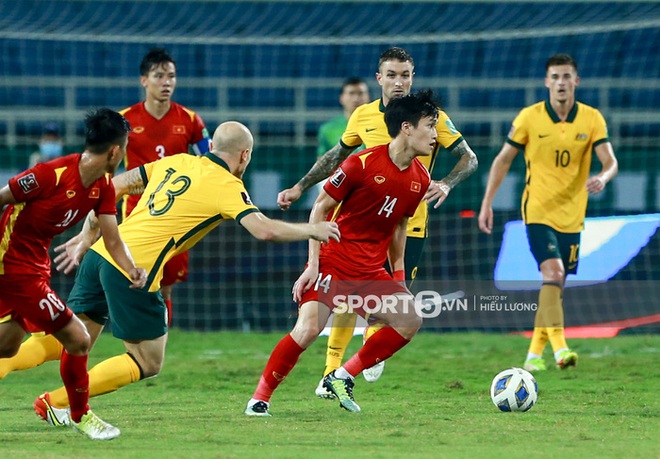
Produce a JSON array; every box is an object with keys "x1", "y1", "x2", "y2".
[{"x1": 0, "y1": 331, "x2": 658, "y2": 458}]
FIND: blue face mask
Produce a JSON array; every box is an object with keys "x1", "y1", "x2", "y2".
[{"x1": 40, "y1": 142, "x2": 63, "y2": 159}]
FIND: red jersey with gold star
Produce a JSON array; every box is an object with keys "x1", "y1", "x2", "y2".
[
  {"x1": 119, "y1": 101, "x2": 210, "y2": 216},
  {"x1": 0, "y1": 154, "x2": 117, "y2": 277},
  {"x1": 321, "y1": 144, "x2": 430, "y2": 272}
]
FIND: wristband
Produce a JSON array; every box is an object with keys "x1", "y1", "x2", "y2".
[{"x1": 392, "y1": 270, "x2": 405, "y2": 281}]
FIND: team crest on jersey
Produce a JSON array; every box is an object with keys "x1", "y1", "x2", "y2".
[
  {"x1": 411, "y1": 181, "x2": 421, "y2": 192},
  {"x1": 330, "y1": 168, "x2": 346, "y2": 188},
  {"x1": 374, "y1": 176, "x2": 386, "y2": 184},
  {"x1": 173, "y1": 125, "x2": 186, "y2": 134},
  {"x1": 17, "y1": 173, "x2": 39, "y2": 194},
  {"x1": 575, "y1": 133, "x2": 588, "y2": 141},
  {"x1": 132, "y1": 126, "x2": 145, "y2": 134},
  {"x1": 241, "y1": 191, "x2": 253, "y2": 206},
  {"x1": 66, "y1": 190, "x2": 76, "y2": 198},
  {"x1": 88, "y1": 188, "x2": 100, "y2": 199}
]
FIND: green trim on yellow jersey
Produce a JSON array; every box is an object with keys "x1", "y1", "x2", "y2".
[
  {"x1": 507, "y1": 99, "x2": 609, "y2": 232},
  {"x1": 93, "y1": 153, "x2": 259, "y2": 292}
]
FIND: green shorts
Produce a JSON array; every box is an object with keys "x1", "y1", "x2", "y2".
[
  {"x1": 405, "y1": 236, "x2": 426, "y2": 285},
  {"x1": 526, "y1": 223, "x2": 581, "y2": 275},
  {"x1": 68, "y1": 250, "x2": 167, "y2": 340}
]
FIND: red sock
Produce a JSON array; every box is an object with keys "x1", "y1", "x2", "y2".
[
  {"x1": 60, "y1": 351, "x2": 90, "y2": 423},
  {"x1": 343, "y1": 326, "x2": 409, "y2": 377},
  {"x1": 253, "y1": 334, "x2": 304, "y2": 402},
  {"x1": 165, "y1": 299, "x2": 173, "y2": 327}
]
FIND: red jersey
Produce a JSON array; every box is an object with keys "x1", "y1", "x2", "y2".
[
  {"x1": 0, "y1": 154, "x2": 117, "y2": 277},
  {"x1": 321, "y1": 144, "x2": 431, "y2": 272},
  {"x1": 120, "y1": 101, "x2": 210, "y2": 216}
]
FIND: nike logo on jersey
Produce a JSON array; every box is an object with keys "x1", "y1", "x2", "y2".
[
  {"x1": 66, "y1": 190, "x2": 76, "y2": 199},
  {"x1": 374, "y1": 176, "x2": 386, "y2": 184},
  {"x1": 133, "y1": 126, "x2": 145, "y2": 134},
  {"x1": 365, "y1": 128, "x2": 377, "y2": 132},
  {"x1": 538, "y1": 134, "x2": 550, "y2": 138}
]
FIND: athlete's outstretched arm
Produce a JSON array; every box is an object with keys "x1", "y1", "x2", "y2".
[
  {"x1": 477, "y1": 142, "x2": 519, "y2": 234},
  {"x1": 239, "y1": 210, "x2": 340, "y2": 244},
  {"x1": 425, "y1": 139, "x2": 478, "y2": 208},
  {"x1": 277, "y1": 142, "x2": 356, "y2": 210}
]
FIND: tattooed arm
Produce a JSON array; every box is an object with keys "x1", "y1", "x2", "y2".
[
  {"x1": 112, "y1": 167, "x2": 145, "y2": 203},
  {"x1": 276, "y1": 142, "x2": 357, "y2": 210},
  {"x1": 424, "y1": 139, "x2": 478, "y2": 209}
]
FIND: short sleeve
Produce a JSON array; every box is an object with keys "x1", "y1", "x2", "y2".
[
  {"x1": 340, "y1": 108, "x2": 364, "y2": 149},
  {"x1": 95, "y1": 175, "x2": 118, "y2": 216},
  {"x1": 507, "y1": 109, "x2": 529, "y2": 149},
  {"x1": 220, "y1": 179, "x2": 260, "y2": 223},
  {"x1": 435, "y1": 110, "x2": 464, "y2": 150},
  {"x1": 592, "y1": 109, "x2": 609, "y2": 147},
  {"x1": 7, "y1": 162, "x2": 52, "y2": 203},
  {"x1": 323, "y1": 154, "x2": 361, "y2": 203},
  {"x1": 190, "y1": 113, "x2": 211, "y2": 155}
]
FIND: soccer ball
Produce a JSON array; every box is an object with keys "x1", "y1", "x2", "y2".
[{"x1": 490, "y1": 367, "x2": 538, "y2": 412}]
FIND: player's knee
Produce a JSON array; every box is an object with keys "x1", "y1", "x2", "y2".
[
  {"x1": 137, "y1": 358, "x2": 163, "y2": 378},
  {"x1": 290, "y1": 325, "x2": 321, "y2": 349}
]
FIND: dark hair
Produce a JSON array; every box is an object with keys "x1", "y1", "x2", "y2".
[
  {"x1": 545, "y1": 54, "x2": 578, "y2": 73},
  {"x1": 378, "y1": 47, "x2": 414, "y2": 71},
  {"x1": 341, "y1": 77, "x2": 367, "y2": 91},
  {"x1": 84, "y1": 108, "x2": 131, "y2": 154},
  {"x1": 140, "y1": 47, "x2": 176, "y2": 76},
  {"x1": 384, "y1": 90, "x2": 440, "y2": 138}
]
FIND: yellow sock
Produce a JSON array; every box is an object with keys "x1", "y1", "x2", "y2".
[
  {"x1": 527, "y1": 327, "x2": 548, "y2": 356},
  {"x1": 323, "y1": 312, "x2": 357, "y2": 376},
  {"x1": 0, "y1": 333, "x2": 63, "y2": 379},
  {"x1": 50, "y1": 353, "x2": 141, "y2": 408},
  {"x1": 537, "y1": 283, "x2": 568, "y2": 352},
  {"x1": 364, "y1": 322, "x2": 385, "y2": 342}
]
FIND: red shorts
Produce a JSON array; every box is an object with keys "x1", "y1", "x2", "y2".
[
  {"x1": 298, "y1": 261, "x2": 410, "y2": 318},
  {"x1": 0, "y1": 275, "x2": 74, "y2": 334},
  {"x1": 161, "y1": 251, "x2": 189, "y2": 286}
]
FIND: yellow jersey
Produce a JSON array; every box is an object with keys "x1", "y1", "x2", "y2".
[
  {"x1": 341, "y1": 99, "x2": 463, "y2": 238},
  {"x1": 92, "y1": 153, "x2": 259, "y2": 292},
  {"x1": 507, "y1": 100, "x2": 609, "y2": 232}
]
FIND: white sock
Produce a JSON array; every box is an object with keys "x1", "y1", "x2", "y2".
[
  {"x1": 526, "y1": 352, "x2": 542, "y2": 361},
  {"x1": 554, "y1": 348, "x2": 569, "y2": 361},
  {"x1": 334, "y1": 367, "x2": 353, "y2": 380},
  {"x1": 248, "y1": 398, "x2": 268, "y2": 407}
]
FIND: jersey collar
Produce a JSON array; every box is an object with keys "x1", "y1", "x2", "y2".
[
  {"x1": 545, "y1": 99, "x2": 578, "y2": 123},
  {"x1": 203, "y1": 152, "x2": 230, "y2": 172},
  {"x1": 379, "y1": 99, "x2": 386, "y2": 113}
]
